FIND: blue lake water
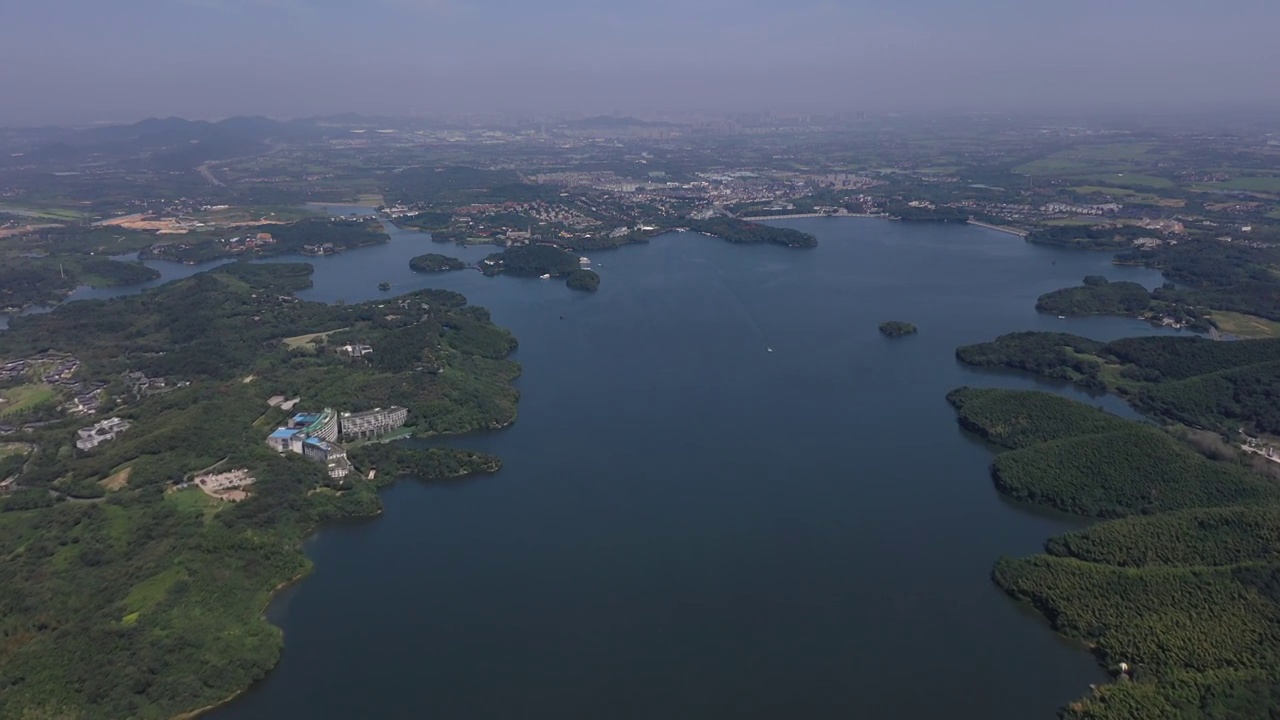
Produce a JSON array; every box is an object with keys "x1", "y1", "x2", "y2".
[{"x1": 7, "y1": 213, "x2": 1187, "y2": 717}]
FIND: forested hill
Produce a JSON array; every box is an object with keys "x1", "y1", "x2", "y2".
[
  {"x1": 686, "y1": 218, "x2": 818, "y2": 248},
  {"x1": 0, "y1": 262, "x2": 520, "y2": 719},
  {"x1": 949, "y1": 388, "x2": 1280, "y2": 718},
  {"x1": 956, "y1": 332, "x2": 1280, "y2": 434}
]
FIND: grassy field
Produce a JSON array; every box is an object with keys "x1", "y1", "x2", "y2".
[
  {"x1": 1192, "y1": 177, "x2": 1280, "y2": 194},
  {"x1": 282, "y1": 328, "x2": 348, "y2": 349},
  {"x1": 99, "y1": 466, "x2": 133, "y2": 491},
  {"x1": 0, "y1": 442, "x2": 32, "y2": 459},
  {"x1": 0, "y1": 383, "x2": 58, "y2": 417},
  {"x1": 166, "y1": 485, "x2": 226, "y2": 522},
  {"x1": 122, "y1": 566, "x2": 187, "y2": 624},
  {"x1": 0, "y1": 204, "x2": 88, "y2": 221},
  {"x1": 1070, "y1": 186, "x2": 1184, "y2": 207},
  {"x1": 1043, "y1": 218, "x2": 1100, "y2": 227},
  {"x1": 1068, "y1": 173, "x2": 1174, "y2": 188},
  {"x1": 1070, "y1": 185, "x2": 1138, "y2": 196},
  {"x1": 1210, "y1": 311, "x2": 1280, "y2": 338}
]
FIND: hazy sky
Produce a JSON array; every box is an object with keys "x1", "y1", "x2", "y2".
[{"x1": 3, "y1": 0, "x2": 1279, "y2": 124}]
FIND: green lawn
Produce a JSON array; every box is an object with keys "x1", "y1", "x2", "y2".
[
  {"x1": 1068, "y1": 173, "x2": 1174, "y2": 189},
  {"x1": 0, "y1": 383, "x2": 58, "y2": 417},
  {"x1": 0, "y1": 442, "x2": 32, "y2": 459},
  {"x1": 1192, "y1": 177, "x2": 1280, "y2": 193},
  {"x1": 282, "y1": 327, "x2": 348, "y2": 349},
  {"x1": 1209, "y1": 311, "x2": 1280, "y2": 339},
  {"x1": 166, "y1": 486, "x2": 225, "y2": 522},
  {"x1": 122, "y1": 566, "x2": 188, "y2": 623}
]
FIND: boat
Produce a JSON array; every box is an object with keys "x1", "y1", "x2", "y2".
[
  {"x1": 378, "y1": 282, "x2": 391, "y2": 291},
  {"x1": 1058, "y1": 315, "x2": 1066, "y2": 319},
  {"x1": 539, "y1": 274, "x2": 551, "y2": 280}
]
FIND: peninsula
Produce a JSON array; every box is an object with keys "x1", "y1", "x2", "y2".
[{"x1": 0, "y1": 262, "x2": 520, "y2": 719}]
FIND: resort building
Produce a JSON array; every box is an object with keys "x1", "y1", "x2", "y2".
[
  {"x1": 340, "y1": 406, "x2": 409, "y2": 441},
  {"x1": 302, "y1": 438, "x2": 351, "y2": 479},
  {"x1": 288, "y1": 408, "x2": 339, "y2": 442},
  {"x1": 266, "y1": 406, "x2": 351, "y2": 479},
  {"x1": 75, "y1": 417, "x2": 131, "y2": 451}
]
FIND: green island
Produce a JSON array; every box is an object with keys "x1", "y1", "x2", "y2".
[
  {"x1": 481, "y1": 244, "x2": 579, "y2": 277},
  {"x1": 878, "y1": 321, "x2": 917, "y2": 337},
  {"x1": 686, "y1": 218, "x2": 818, "y2": 248},
  {"x1": 408, "y1": 252, "x2": 467, "y2": 273},
  {"x1": 566, "y1": 268, "x2": 600, "y2": 292},
  {"x1": 948, "y1": 387, "x2": 1280, "y2": 719},
  {"x1": 0, "y1": 262, "x2": 520, "y2": 719},
  {"x1": 480, "y1": 244, "x2": 603, "y2": 291}
]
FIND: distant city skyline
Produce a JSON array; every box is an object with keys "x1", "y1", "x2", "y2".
[{"x1": 3, "y1": 0, "x2": 1279, "y2": 125}]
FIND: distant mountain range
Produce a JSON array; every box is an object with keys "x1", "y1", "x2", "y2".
[{"x1": 8, "y1": 116, "x2": 331, "y2": 171}]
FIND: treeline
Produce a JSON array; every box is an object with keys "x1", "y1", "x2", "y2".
[
  {"x1": 992, "y1": 427, "x2": 1277, "y2": 518},
  {"x1": 686, "y1": 218, "x2": 818, "y2": 248},
  {"x1": 1121, "y1": 240, "x2": 1280, "y2": 321},
  {"x1": 955, "y1": 332, "x2": 1280, "y2": 433},
  {"x1": 885, "y1": 202, "x2": 969, "y2": 223},
  {"x1": 1035, "y1": 276, "x2": 1156, "y2": 316},
  {"x1": 0, "y1": 257, "x2": 160, "y2": 311},
  {"x1": 947, "y1": 386, "x2": 1130, "y2": 449},
  {"x1": 1026, "y1": 224, "x2": 1157, "y2": 250},
  {"x1": 1045, "y1": 505, "x2": 1280, "y2": 568},
  {"x1": 348, "y1": 444, "x2": 501, "y2": 486},
  {"x1": 952, "y1": 387, "x2": 1280, "y2": 717},
  {"x1": 481, "y1": 244, "x2": 579, "y2": 277},
  {"x1": 142, "y1": 219, "x2": 388, "y2": 264},
  {"x1": 954, "y1": 331, "x2": 1106, "y2": 387}
]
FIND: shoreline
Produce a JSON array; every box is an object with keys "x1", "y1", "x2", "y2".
[
  {"x1": 171, "y1": 462, "x2": 501, "y2": 719},
  {"x1": 170, "y1": 572, "x2": 310, "y2": 719}
]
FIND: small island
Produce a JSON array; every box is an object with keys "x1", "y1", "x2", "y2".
[
  {"x1": 409, "y1": 253, "x2": 467, "y2": 273},
  {"x1": 879, "y1": 321, "x2": 918, "y2": 337},
  {"x1": 565, "y1": 269, "x2": 600, "y2": 292},
  {"x1": 481, "y1": 244, "x2": 580, "y2": 277},
  {"x1": 686, "y1": 218, "x2": 818, "y2": 248}
]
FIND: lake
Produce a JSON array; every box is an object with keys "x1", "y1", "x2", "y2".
[{"x1": 17, "y1": 213, "x2": 1187, "y2": 718}]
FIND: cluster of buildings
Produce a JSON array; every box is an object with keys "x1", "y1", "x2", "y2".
[
  {"x1": 1042, "y1": 202, "x2": 1123, "y2": 216},
  {"x1": 124, "y1": 371, "x2": 170, "y2": 399},
  {"x1": 216, "y1": 232, "x2": 276, "y2": 253},
  {"x1": 76, "y1": 417, "x2": 130, "y2": 451},
  {"x1": 2, "y1": 353, "x2": 112, "y2": 418},
  {"x1": 300, "y1": 243, "x2": 341, "y2": 256},
  {"x1": 266, "y1": 406, "x2": 408, "y2": 479},
  {"x1": 65, "y1": 387, "x2": 106, "y2": 416}
]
